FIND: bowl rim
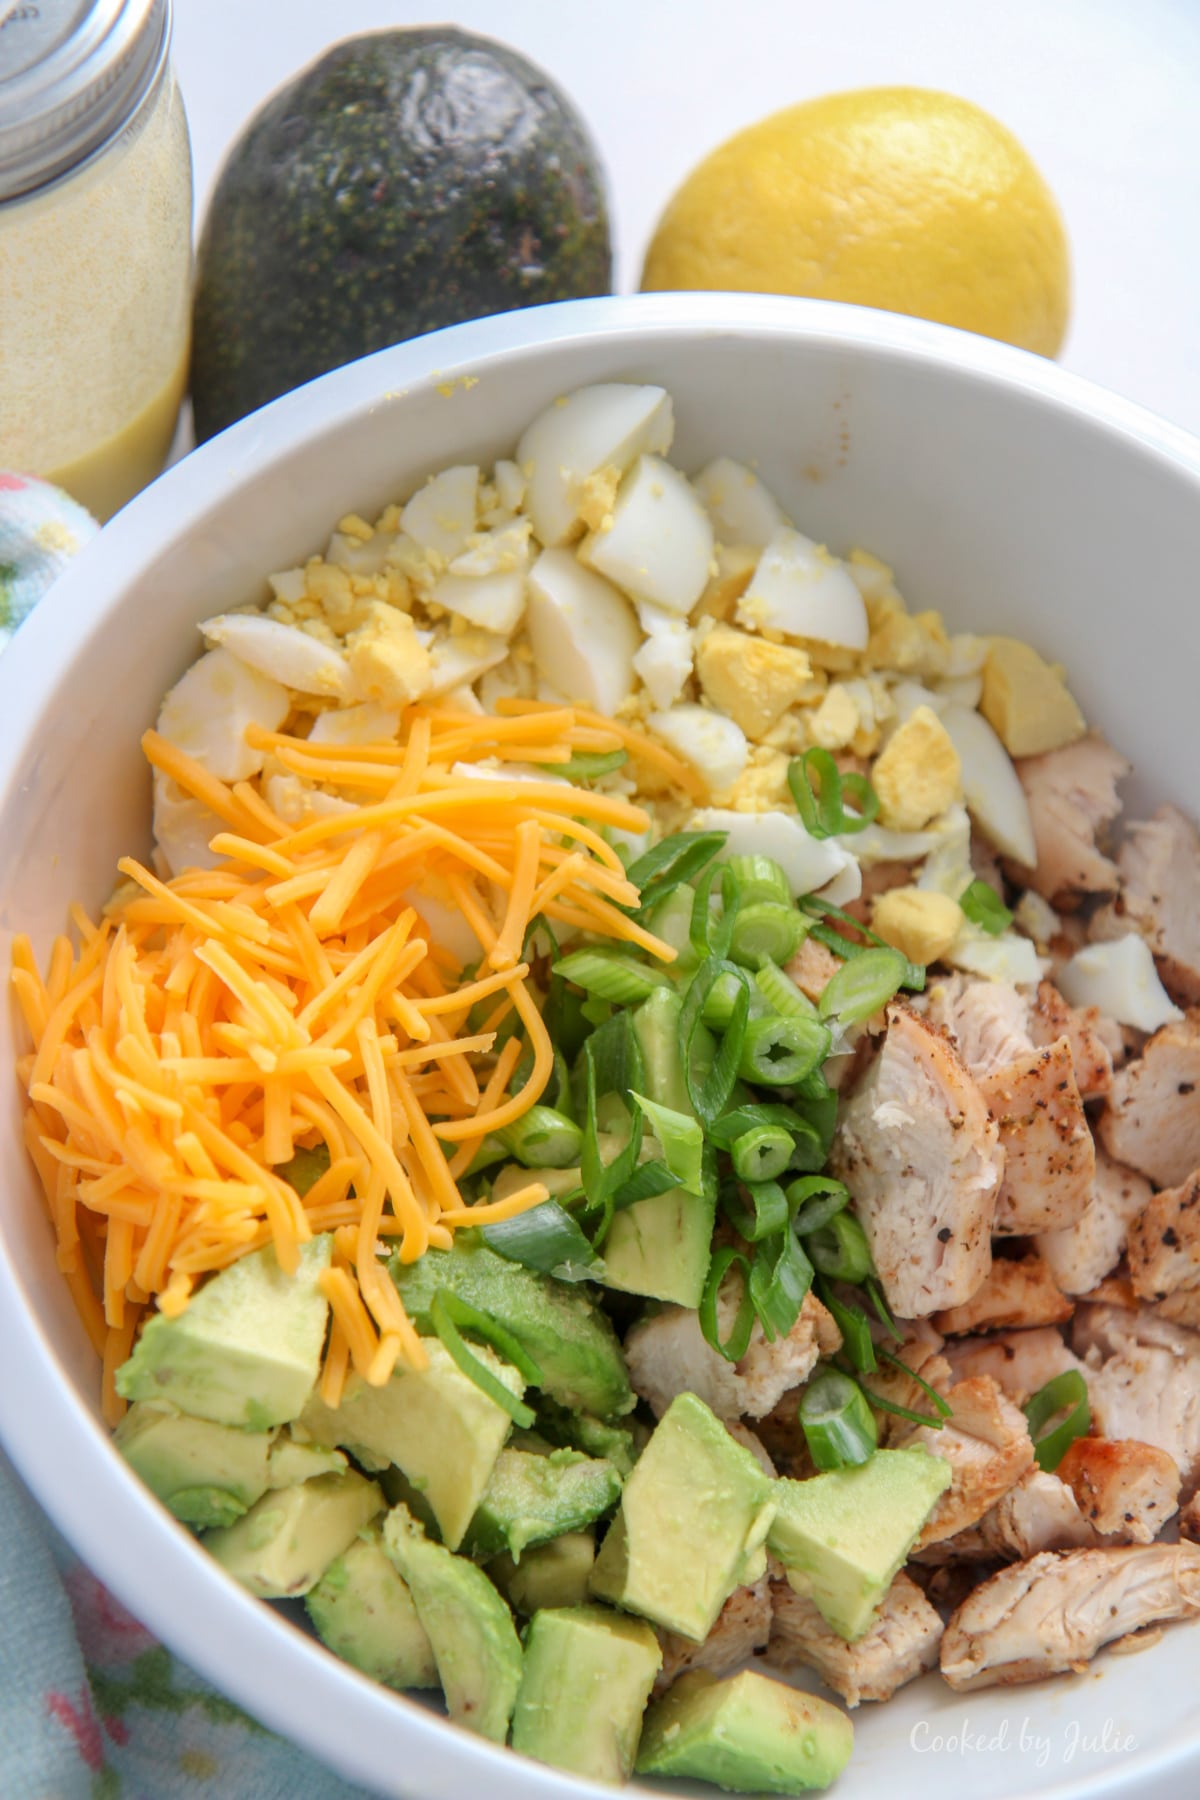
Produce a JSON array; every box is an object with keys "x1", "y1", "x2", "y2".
[{"x1": 4, "y1": 291, "x2": 1200, "y2": 1800}]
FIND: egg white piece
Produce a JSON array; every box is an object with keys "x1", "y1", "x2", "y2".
[
  {"x1": 152, "y1": 772, "x2": 224, "y2": 878},
  {"x1": 401, "y1": 882, "x2": 485, "y2": 964},
  {"x1": 939, "y1": 702, "x2": 1038, "y2": 867},
  {"x1": 633, "y1": 601, "x2": 694, "y2": 709},
  {"x1": 431, "y1": 567, "x2": 527, "y2": 635},
  {"x1": 584, "y1": 455, "x2": 714, "y2": 616},
  {"x1": 518, "y1": 383, "x2": 674, "y2": 547},
  {"x1": 426, "y1": 628, "x2": 510, "y2": 698},
  {"x1": 199, "y1": 614, "x2": 351, "y2": 699},
  {"x1": 262, "y1": 773, "x2": 358, "y2": 827},
  {"x1": 1058, "y1": 935, "x2": 1183, "y2": 1032},
  {"x1": 447, "y1": 519, "x2": 532, "y2": 579},
  {"x1": 649, "y1": 705, "x2": 748, "y2": 792},
  {"x1": 399, "y1": 464, "x2": 479, "y2": 561},
  {"x1": 526, "y1": 548, "x2": 639, "y2": 717},
  {"x1": 157, "y1": 646, "x2": 290, "y2": 781},
  {"x1": 692, "y1": 806, "x2": 860, "y2": 900},
  {"x1": 693, "y1": 457, "x2": 789, "y2": 549},
  {"x1": 948, "y1": 925, "x2": 1046, "y2": 986},
  {"x1": 308, "y1": 703, "x2": 402, "y2": 747},
  {"x1": 738, "y1": 529, "x2": 868, "y2": 649}
]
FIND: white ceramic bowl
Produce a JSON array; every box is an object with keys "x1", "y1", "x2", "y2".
[{"x1": 2, "y1": 294, "x2": 1199, "y2": 1800}]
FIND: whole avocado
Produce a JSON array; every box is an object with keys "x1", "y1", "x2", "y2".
[{"x1": 190, "y1": 29, "x2": 612, "y2": 441}]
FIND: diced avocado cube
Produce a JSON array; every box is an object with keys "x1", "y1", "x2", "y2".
[
  {"x1": 534, "y1": 1401, "x2": 641, "y2": 1476},
  {"x1": 601, "y1": 1186, "x2": 716, "y2": 1308},
  {"x1": 462, "y1": 1447, "x2": 621, "y2": 1561},
  {"x1": 267, "y1": 1432, "x2": 347, "y2": 1488},
  {"x1": 490, "y1": 1531, "x2": 596, "y2": 1615},
  {"x1": 306, "y1": 1523, "x2": 437, "y2": 1690},
  {"x1": 635, "y1": 1668, "x2": 854, "y2": 1793},
  {"x1": 383, "y1": 1504, "x2": 522, "y2": 1744},
  {"x1": 115, "y1": 1236, "x2": 332, "y2": 1429},
  {"x1": 205, "y1": 1470, "x2": 382, "y2": 1598},
  {"x1": 114, "y1": 1401, "x2": 273, "y2": 1530},
  {"x1": 632, "y1": 986, "x2": 693, "y2": 1115},
  {"x1": 512, "y1": 1606, "x2": 662, "y2": 1783},
  {"x1": 298, "y1": 1338, "x2": 521, "y2": 1551},
  {"x1": 768, "y1": 1448, "x2": 952, "y2": 1641},
  {"x1": 390, "y1": 1237, "x2": 633, "y2": 1419},
  {"x1": 589, "y1": 1392, "x2": 773, "y2": 1641}
]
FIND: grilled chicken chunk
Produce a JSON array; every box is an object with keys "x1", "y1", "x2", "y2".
[
  {"x1": 623, "y1": 1289, "x2": 840, "y2": 1423},
  {"x1": 895, "y1": 1375, "x2": 1034, "y2": 1548},
  {"x1": 766, "y1": 1572, "x2": 942, "y2": 1707},
  {"x1": 940, "y1": 1543, "x2": 1200, "y2": 1690},
  {"x1": 1014, "y1": 734, "x2": 1129, "y2": 903},
  {"x1": 1056, "y1": 1437, "x2": 1180, "y2": 1545},
  {"x1": 942, "y1": 1326, "x2": 1086, "y2": 1406},
  {"x1": 831, "y1": 1004, "x2": 1002, "y2": 1317},
  {"x1": 1127, "y1": 1170, "x2": 1200, "y2": 1304},
  {"x1": 915, "y1": 1467, "x2": 1097, "y2": 1564},
  {"x1": 921, "y1": 972, "x2": 1033, "y2": 1079},
  {"x1": 655, "y1": 1573, "x2": 773, "y2": 1695},
  {"x1": 979, "y1": 1037, "x2": 1094, "y2": 1235},
  {"x1": 932, "y1": 1253, "x2": 1073, "y2": 1336},
  {"x1": 1078, "y1": 1329, "x2": 1200, "y2": 1493},
  {"x1": 868, "y1": 1323, "x2": 952, "y2": 1448},
  {"x1": 1104, "y1": 806, "x2": 1200, "y2": 1007},
  {"x1": 1030, "y1": 978, "x2": 1118, "y2": 1100},
  {"x1": 1036, "y1": 1150, "x2": 1153, "y2": 1297},
  {"x1": 1097, "y1": 1013, "x2": 1200, "y2": 1188},
  {"x1": 787, "y1": 936, "x2": 845, "y2": 1004}
]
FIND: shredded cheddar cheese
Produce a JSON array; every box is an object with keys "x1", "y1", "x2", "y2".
[{"x1": 13, "y1": 704, "x2": 676, "y2": 1424}]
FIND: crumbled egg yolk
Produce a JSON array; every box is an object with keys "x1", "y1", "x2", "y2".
[
  {"x1": 694, "y1": 624, "x2": 814, "y2": 738},
  {"x1": 872, "y1": 887, "x2": 964, "y2": 966},
  {"x1": 872, "y1": 704, "x2": 963, "y2": 831},
  {"x1": 344, "y1": 604, "x2": 432, "y2": 706},
  {"x1": 980, "y1": 635, "x2": 1087, "y2": 757}
]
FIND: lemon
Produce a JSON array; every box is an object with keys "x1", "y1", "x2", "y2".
[{"x1": 641, "y1": 88, "x2": 1070, "y2": 356}]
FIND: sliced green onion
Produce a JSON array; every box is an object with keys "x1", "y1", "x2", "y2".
[
  {"x1": 481, "y1": 1200, "x2": 601, "y2": 1281},
  {"x1": 877, "y1": 1344, "x2": 952, "y2": 1417},
  {"x1": 579, "y1": 1012, "x2": 646, "y2": 1246},
  {"x1": 553, "y1": 946, "x2": 672, "y2": 1005},
  {"x1": 725, "y1": 855, "x2": 793, "y2": 906},
  {"x1": 1023, "y1": 1370, "x2": 1091, "y2": 1472},
  {"x1": 641, "y1": 883, "x2": 699, "y2": 964},
  {"x1": 625, "y1": 831, "x2": 726, "y2": 922},
  {"x1": 710, "y1": 1102, "x2": 814, "y2": 1150},
  {"x1": 679, "y1": 958, "x2": 751, "y2": 1129},
  {"x1": 630, "y1": 1092, "x2": 705, "y2": 1196},
  {"x1": 689, "y1": 861, "x2": 742, "y2": 961},
  {"x1": 732, "y1": 1125, "x2": 794, "y2": 1183},
  {"x1": 788, "y1": 1175, "x2": 851, "y2": 1236},
  {"x1": 960, "y1": 877, "x2": 1014, "y2": 936},
  {"x1": 792, "y1": 1076, "x2": 839, "y2": 1161},
  {"x1": 818, "y1": 947, "x2": 908, "y2": 1025},
  {"x1": 720, "y1": 1176, "x2": 791, "y2": 1244},
  {"x1": 465, "y1": 1134, "x2": 510, "y2": 1175},
  {"x1": 799, "y1": 1366, "x2": 879, "y2": 1469},
  {"x1": 700, "y1": 1247, "x2": 756, "y2": 1363},
  {"x1": 807, "y1": 1210, "x2": 875, "y2": 1283},
  {"x1": 788, "y1": 749, "x2": 880, "y2": 840},
  {"x1": 800, "y1": 895, "x2": 926, "y2": 992},
  {"x1": 537, "y1": 748, "x2": 628, "y2": 782},
  {"x1": 610, "y1": 1158, "x2": 680, "y2": 1212},
  {"x1": 497, "y1": 1106, "x2": 583, "y2": 1169},
  {"x1": 430, "y1": 1292, "x2": 539, "y2": 1427},
  {"x1": 701, "y1": 967, "x2": 759, "y2": 1033},
  {"x1": 754, "y1": 958, "x2": 817, "y2": 1021},
  {"x1": 729, "y1": 902, "x2": 807, "y2": 972},
  {"x1": 737, "y1": 1013, "x2": 830, "y2": 1087},
  {"x1": 816, "y1": 1278, "x2": 877, "y2": 1372},
  {"x1": 749, "y1": 1227, "x2": 813, "y2": 1342},
  {"x1": 855, "y1": 1382, "x2": 946, "y2": 1430}
]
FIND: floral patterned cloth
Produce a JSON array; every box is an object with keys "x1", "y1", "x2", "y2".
[{"x1": 0, "y1": 1446, "x2": 373, "y2": 1799}]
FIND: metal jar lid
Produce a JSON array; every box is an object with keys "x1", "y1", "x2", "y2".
[{"x1": 0, "y1": 0, "x2": 172, "y2": 204}]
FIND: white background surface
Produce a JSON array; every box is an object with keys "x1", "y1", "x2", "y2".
[{"x1": 173, "y1": 0, "x2": 1200, "y2": 434}]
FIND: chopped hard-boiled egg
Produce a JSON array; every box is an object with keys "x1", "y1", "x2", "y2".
[
  {"x1": 525, "y1": 549, "x2": 639, "y2": 717},
  {"x1": 518, "y1": 383, "x2": 674, "y2": 547},
  {"x1": 152, "y1": 772, "x2": 223, "y2": 878},
  {"x1": 693, "y1": 457, "x2": 789, "y2": 549},
  {"x1": 872, "y1": 887, "x2": 964, "y2": 968},
  {"x1": 199, "y1": 613, "x2": 351, "y2": 699},
  {"x1": 425, "y1": 627, "x2": 510, "y2": 698},
  {"x1": 939, "y1": 702, "x2": 1038, "y2": 867},
  {"x1": 343, "y1": 605, "x2": 431, "y2": 706},
  {"x1": 980, "y1": 636, "x2": 1087, "y2": 757},
  {"x1": 430, "y1": 566, "x2": 527, "y2": 635},
  {"x1": 871, "y1": 705, "x2": 962, "y2": 831},
  {"x1": 692, "y1": 807, "x2": 860, "y2": 901},
  {"x1": 648, "y1": 705, "x2": 748, "y2": 794},
  {"x1": 633, "y1": 601, "x2": 694, "y2": 709},
  {"x1": 1058, "y1": 936, "x2": 1183, "y2": 1033},
  {"x1": 399, "y1": 463, "x2": 479, "y2": 561},
  {"x1": 308, "y1": 702, "x2": 402, "y2": 746},
  {"x1": 157, "y1": 647, "x2": 289, "y2": 781},
  {"x1": 694, "y1": 624, "x2": 813, "y2": 739},
  {"x1": 582, "y1": 454, "x2": 714, "y2": 615},
  {"x1": 737, "y1": 529, "x2": 868, "y2": 649}
]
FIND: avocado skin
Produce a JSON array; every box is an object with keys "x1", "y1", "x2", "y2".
[{"x1": 191, "y1": 28, "x2": 612, "y2": 440}]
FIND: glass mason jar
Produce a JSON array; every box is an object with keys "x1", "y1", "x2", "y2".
[{"x1": 0, "y1": 0, "x2": 193, "y2": 520}]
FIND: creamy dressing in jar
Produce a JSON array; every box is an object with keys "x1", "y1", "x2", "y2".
[{"x1": 0, "y1": 0, "x2": 192, "y2": 520}]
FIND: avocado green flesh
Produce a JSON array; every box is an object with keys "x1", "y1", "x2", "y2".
[
  {"x1": 114, "y1": 1401, "x2": 274, "y2": 1529},
  {"x1": 512, "y1": 1606, "x2": 662, "y2": 1782},
  {"x1": 489, "y1": 1530, "x2": 595, "y2": 1615},
  {"x1": 390, "y1": 1237, "x2": 632, "y2": 1419},
  {"x1": 115, "y1": 1236, "x2": 331, "y2": 1429},
  {"x1": 306, "y1": 1525, "x2": 438, "y2": 1690},
  {"x1": 191, "y1": 28, "x2": 612, "y2": 440},
  {"x1": 601, "y1": 1186, "x2": 717, "y2": 1308},
  {"x1": 462, "y1": 1446, "x2": 621, "y2": 1561},
  {"x1": 298, "y1": 1337, "x2": 521, "y2": 1551},
  {"x1": 205, "y1": 1470, "x2": 383, "y2": 1599},
  {"x1": 589, "y1": 1391, "x2": 773, "y2": 1642},
  {"x1": 636, "y1": 1669, "x2": 854, "y2": 1793},
  {"x1": 768, "y1": 1448, "x2": 952, "y2": 1641},
  {"x1": 383, "y1": 1504, "x2": 522, "y2": 1743},
  {"x1": 533, "y1": 1401, "x2": 640, "y2": 1476}
]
